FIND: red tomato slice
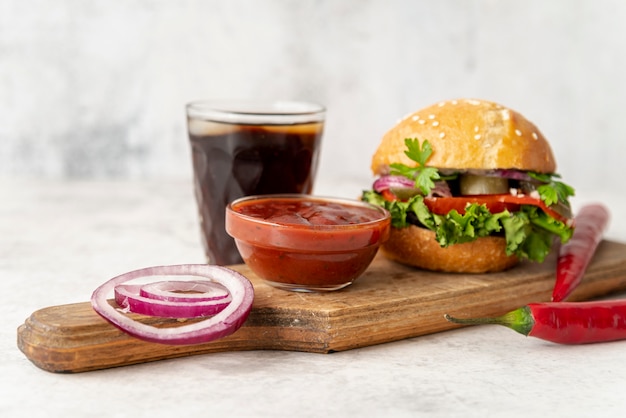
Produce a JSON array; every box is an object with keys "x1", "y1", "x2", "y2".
[
  {"x1": 423, "y1": 195, "x2": 569, "y2": 223},
  {"x1": 424, "y1": 196, "x2": 519, "y2": 215},
  {"x1": 380, "y1": 189, "x2": 398, "y2": 202}
]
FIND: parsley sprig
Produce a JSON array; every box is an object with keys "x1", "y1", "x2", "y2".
[
  {"x1": 528, "y1": 172, "x2": 575, "y2": 206},
  {"x1": 389, "y1": 138, "x2": 440, "y2": 195}
]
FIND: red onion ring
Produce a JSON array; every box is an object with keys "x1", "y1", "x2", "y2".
[
  {"x1": 373, "y1": 175, "x2": 416, "y2": 193},
  {"x1": 114, "y1": 284, "x2": 232, "y2": 318},
  {"x1": 91, "y1": 265, "x2": 254, "y2": 345},
  {"x1": 139, "y1": 280, "x2": 230, "y2": 302}
]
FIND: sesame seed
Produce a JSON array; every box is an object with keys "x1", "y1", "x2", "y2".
[
  {"x1": 474, "y1": 126, "x2": 479, "y2": 132},
  {"x1": 451, "y1": 100, "x2": 458, "y2": 105},
  {"x1": 432, "y1": 121, "x2": 439, "y2": 127},
  {"x1": 515, "y1": 129, "x2": 522, "y2": 136},
  {"x1": 532, "y1": 132, "x2": 538, "y2": 140},
  {"x1": 474, "y1": 134, "x2": 481, "y2": 140},
  {"x1": 428, "y1": 114, "x2": 435, "y2": 119},
  {"x1": 418, "y1": 119, "x2": 425, "y2": 125},
  {"x1": 439, "y1": 132, "x2": 445, "y2": 138},
  {"x1": 438, "y1": 102, "x2": 446, "y2": 107},
  {"x1": 466, "y1": 99, "x2": 481, "y2": 105},
  {"x1": 412, "y1": 115, "x2": 420, "y2": 121}
]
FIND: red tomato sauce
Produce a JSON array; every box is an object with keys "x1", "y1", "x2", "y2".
[
  {"x1": 226, "y1": 196, "x2": 390, "y2": 288},
  {"x1": 235, "y1": 199, "x2": 386, "y2": 226}
]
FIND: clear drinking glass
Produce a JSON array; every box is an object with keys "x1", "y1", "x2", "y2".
[{"x1": 185, "y1": 100, "x2": 326, "y2": 265}]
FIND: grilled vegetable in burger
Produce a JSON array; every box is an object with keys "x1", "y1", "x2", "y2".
[{"x1": 362, "y1": 98, "x2": 575, "y2": 273}]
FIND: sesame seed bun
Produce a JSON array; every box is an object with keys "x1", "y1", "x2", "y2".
[{"x1": 371, "y1": 98, "x2": 556, "y2": 175}]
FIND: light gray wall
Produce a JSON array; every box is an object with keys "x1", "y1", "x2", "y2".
[{"x1": 2, "y1": 0, "x2": 624, "y2": 197}]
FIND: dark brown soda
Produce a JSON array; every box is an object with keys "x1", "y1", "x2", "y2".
[{"x1": 189, "y1": 122, "x2": 323, "y2": 265}]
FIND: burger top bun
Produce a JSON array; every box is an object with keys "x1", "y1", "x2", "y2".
[{"x1": 371, "y1": 98, "x2": 556, "y2": 175}]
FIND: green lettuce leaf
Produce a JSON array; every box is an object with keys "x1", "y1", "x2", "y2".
[{"x1": 361, "y1": 190, "x2": 573, "y2": 263}]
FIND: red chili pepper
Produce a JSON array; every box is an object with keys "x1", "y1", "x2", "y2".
[
  {"x1": 445, "y1": 300, "x2": 626, "y2": 344},
  {"x1": 552, "y1": 203, "x2": 610, "y2": 302}
]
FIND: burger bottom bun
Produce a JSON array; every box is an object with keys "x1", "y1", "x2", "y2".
[{"x1": 380, "y1": 225, "x2": 519, "y2": 273}]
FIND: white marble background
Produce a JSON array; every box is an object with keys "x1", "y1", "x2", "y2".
[{"x1": 2, "y1": 0, "x2": 625, "y2": 197}]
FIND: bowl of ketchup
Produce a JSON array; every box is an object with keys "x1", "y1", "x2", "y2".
[{"x1": 225, "y1": 194, "x2": 391, "y2": 292}]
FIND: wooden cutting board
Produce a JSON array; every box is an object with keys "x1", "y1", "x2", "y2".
[{"x1": 17, "y1": 240, "x2": 626, "y2": 373}]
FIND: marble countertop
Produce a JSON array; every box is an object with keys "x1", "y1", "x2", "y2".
[{"x1": 3, "y1": 179, "x2": 626, "y2": 418}]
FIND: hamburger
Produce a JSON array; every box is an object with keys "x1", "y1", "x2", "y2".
[{"x1": 361, "y1": 98, "x2": 575, "y2": 273}]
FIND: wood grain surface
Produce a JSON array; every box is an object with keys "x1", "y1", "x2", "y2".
[{"x1": 17, "y1": 240, "x2": 626, "y2": 373}]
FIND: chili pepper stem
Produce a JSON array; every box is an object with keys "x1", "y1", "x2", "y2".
[{"x1": 444, "y1": 306, "x2": 535, "y2": 337}]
